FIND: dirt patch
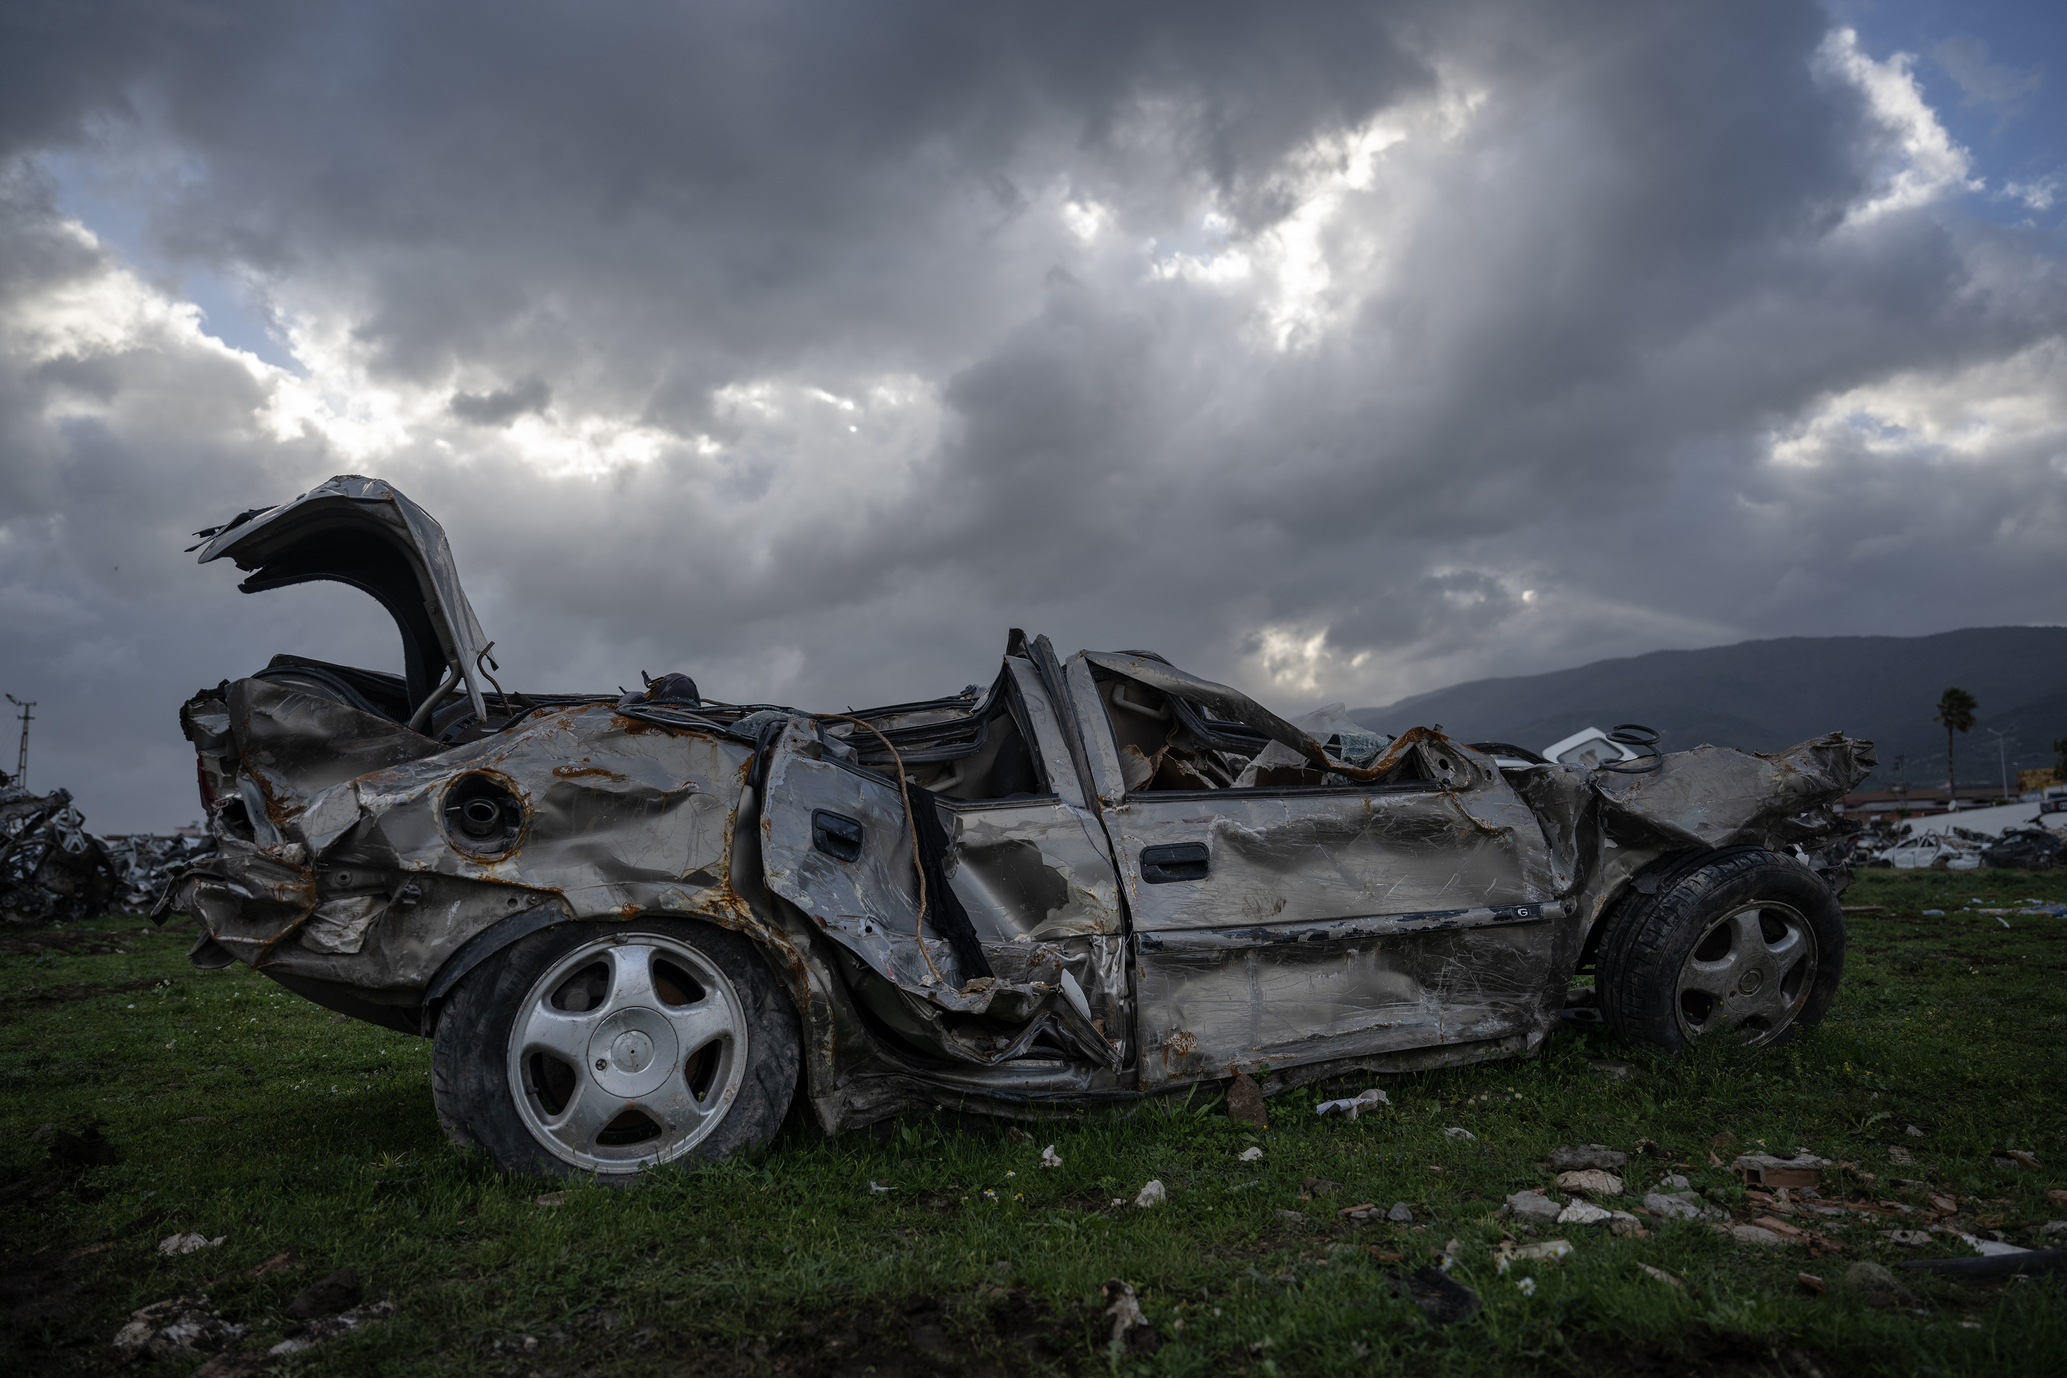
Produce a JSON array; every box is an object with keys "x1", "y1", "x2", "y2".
[
  {"x1": 1, "y1": 978, "x2": 160, "y2": 1009},
  {"x1": 0, "y1": 928, "x2": 160, "y2": 956},
  {"x1": 482, "y1": 1288, "x2": 1086, "y2": 1377}
]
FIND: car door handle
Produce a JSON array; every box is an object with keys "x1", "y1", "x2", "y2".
[
  {"x1": 812, "y1": 810, "x2": 864, "y2": 862},
  {"x1": 1140, "y1": 842, "x2": 1209, "y2": 884}
]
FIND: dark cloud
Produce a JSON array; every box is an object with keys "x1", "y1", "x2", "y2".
[{"x1": 1, "y1": 1, "x2": 2064, "y2": 828}]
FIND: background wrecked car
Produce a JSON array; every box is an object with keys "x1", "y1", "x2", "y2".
[{"x1": 159, "y1": 476, "x2": 1875, "y2": 1179}]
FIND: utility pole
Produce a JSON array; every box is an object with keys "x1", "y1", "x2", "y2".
[
  {"x1": 4, "y1": 695, "x2": 32, "y2": 790},
  {"x1": 1985, "y1": 728, "x2": 2012, "y2": 802}
]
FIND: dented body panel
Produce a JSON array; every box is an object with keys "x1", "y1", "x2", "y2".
[{"x1": 162, "y1": 476, "x2": 1874, "y2": 1132}]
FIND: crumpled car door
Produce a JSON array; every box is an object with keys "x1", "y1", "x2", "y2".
[
  {"x1": 757, "y1": 657, "x2": 1127, "y2": 1067},
  {"x1": 1064, "y1": 653, "x2": 1567, "y2": 1088}
]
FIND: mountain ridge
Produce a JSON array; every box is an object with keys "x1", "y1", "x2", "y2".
[{"x1": 1348, "y1": 626, "x2": 2067, "y2": 791}]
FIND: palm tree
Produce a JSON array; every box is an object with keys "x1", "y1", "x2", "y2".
[{"x1": 1934, "y1": 687, "x2": 1977, "y2": 809}]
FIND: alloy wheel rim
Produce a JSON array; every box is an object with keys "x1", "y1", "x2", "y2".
[
  {"x1": 1672, "y1": 901, "x2": 1818, "y2": 1047},
  {"x1": 506, "y1": 932, "x2": 748, "y2": 1172}
]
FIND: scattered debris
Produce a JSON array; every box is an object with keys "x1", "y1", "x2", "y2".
[
  {"x1": 1504, "y1": 1190, "x2": 1563, "y2": 1223},
  {"x1": 1882, "y1": 1229, "x2": 1933, "y2": 1247},
  {"x1": 1733, "y1": 1152, "x2": 1828, "y2": 1190},
  {"x1": 1886, "y1": 1146, "x2": 1913, "y2": 1165},
  {"x1": 2000, "y1": 1150, "x2": 2042, "y2": 1170},
  {"x1": 284, "y1": 1268, "x2": 362, "y2": 1321},
  {"x1": 1443, "y1": 1127, "x2": 1476, "y2": 1141},
  {"x1": 1387, "y1": 1202, "x2": 1415, "y2": 1223},
  {"x1": 112, "y1": 1295, "x2": 243, "y2": 1360},
  {"x1": 1040, "y1": 1145, "x2": 1062, "y2": 1168},
  {"x1": 1558, "y1": 1201, "x2": 1612, "y2": 1226},
  {"x1": 1588, "y1": 1059, "x2": 1634, "y2": 1080},
  {"x1": 1495, "y1": 1239, "x2": 1573, "y2": 1272},
  {"x1": 1134, "y1": 1181, "x2": 1166, "y2": 1208},
  {"x1": 868, "y1": 1181, "x2": 893, "y2": 1193},
  {"x1": 533, "y1": 1192, "x2": 567, "y2": 1206},
  {"x1": 1101, "y1": 1280, "x2": 1160, "y2": 1355},
  {"x1": 1551, "y1": 1144, "x2": 1629, "y2": 1171},
  {"x1": 1315, "y1": 1088, "x2": 1389, "y2": 1120},
  {"x1": 1238, "y1": 1146, "x2": 1263, "y2": 1162},
  {"x1": 1386, "y1": 1265, "x2": 1481, "y2": 1326},
  {"x1": 158, "y1": 1233, "x2": 225, "y2": 1256},
  {"x1": 1226, "y1": 1071, "x2": 1268, "y2": 1129},
  {"x1": 1555, "y1": 1169, "x2": 1624, "y2": 1196},
  {"x1": 268, "y1": 1299, "x2": 397, "y2": 1356},
  {"x1": 1797, "y1": 1272, "x2": 1825, "y2": 1295},
  {"x1": 1339, "y1": 1203, "x2": 1382, "y2": 1225},
  {"x1": 1905, "y1": 1125, "x2": 1926, "y2": 1138},
  {"x1": 1638, "y1": 1263, "x2": 1682, "y2": 1289}
]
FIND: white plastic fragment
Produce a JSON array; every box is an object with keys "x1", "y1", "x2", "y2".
[
  {"x1": 1238, "y1": 1146, "x2": 1264, "y2": 1162},
  {"x1": 869, "y1": 1181, "x2": 893, "y2": 1193},
  {"x1": 156, "y1": 1233, "x2": 224, "y2": 1256},
  {"x1": 1135, "y1": 1180, "x2": 1167, "y2": 1208},
  {"x1": 1443, "y1": 1126, "x2": 1476, "y2": 1140},
  {"x1": 1315, "y1": 1088, "x2": 1390, "y2": 1120},
  {"x1": 1041, "y1": 1145, "x2": 1062, "y2": 1168},
  {"x1": 1496, "y1": 1238, "x2": 1573, "y2": 1273}
]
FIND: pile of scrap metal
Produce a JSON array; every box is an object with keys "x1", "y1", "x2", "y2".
[
  {"x1": 0, "y1": 784, "x2": 117, "y2": 924},
  {"x1": 158, "y1": 475, "x2": 1877, "y2": 1179},
  {"x1": 102, "y1": 832, "x2": 218, "y2": 909},
  {"x1": 0, "y1": 782, "x2": 206, "y2": 924}
]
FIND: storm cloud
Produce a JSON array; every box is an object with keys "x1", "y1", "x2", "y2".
[{"x1": 2, "y1": 0, "x2": 2063, "y2": 829}]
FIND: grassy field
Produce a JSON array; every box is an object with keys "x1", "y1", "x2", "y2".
[{"x1": 3, "y1": 866, "x2": 2065, "y2": 1377}]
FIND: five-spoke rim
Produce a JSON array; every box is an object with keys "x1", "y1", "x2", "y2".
[
  {"x1": 506, "y1": 932, "x2": 748, "y2": 1172},
  {"x1": 1673, "y1": 901, "x2": 1818, "y2": 1047}
]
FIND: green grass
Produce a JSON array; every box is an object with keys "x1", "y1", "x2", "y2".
[{"x1": 3, "y1": 868, "x2": 2065, "y2": 1376}]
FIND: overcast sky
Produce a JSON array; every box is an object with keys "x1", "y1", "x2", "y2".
[{"x1": 3, "y1": 0, "x2": 2065, "y2": 830}]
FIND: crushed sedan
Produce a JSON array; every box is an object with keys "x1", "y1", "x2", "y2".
[{"x1": 160, "y1": 476, "x2": 1876, "y2": 1178}]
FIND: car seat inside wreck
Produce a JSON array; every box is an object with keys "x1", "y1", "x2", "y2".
[{"x1": 160, "y1": 475, "x2": 1878, "y2": 1178}]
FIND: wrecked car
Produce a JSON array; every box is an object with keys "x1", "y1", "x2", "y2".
[
  {"x1": 160, "y1": 476, "x2": 1875, "y2": 1179},
  {"x1": 2, "y1": 784, "x2": 119, "y2": 925}
]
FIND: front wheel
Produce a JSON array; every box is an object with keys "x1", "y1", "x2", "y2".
[
  {"x1": 431, "y1": 919, "x2": 800, "y2": 1178},
  {"x1": 1595, "y1": 847, "x2": 1844, "y2": 1054}
]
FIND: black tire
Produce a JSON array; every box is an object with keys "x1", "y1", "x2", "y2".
[
  {"x1": 1595, "y1": 847, "x2": 1844, "y2": 1054},
  {"x1": 431, "y1": 918, "x2": 799, "y2": 1179}
]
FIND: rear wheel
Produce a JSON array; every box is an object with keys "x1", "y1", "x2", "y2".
[
  {"x1": 432, "y1": 919, "x2": 799, "y2": 1178},
  {"x1": 1596, "y1": 848, "x2": 1844, "y2": 1054}
]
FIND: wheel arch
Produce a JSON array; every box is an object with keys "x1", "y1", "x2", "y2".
[{"x1": 418, "y1": 892, "x2": 823, "y2": 1039}]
